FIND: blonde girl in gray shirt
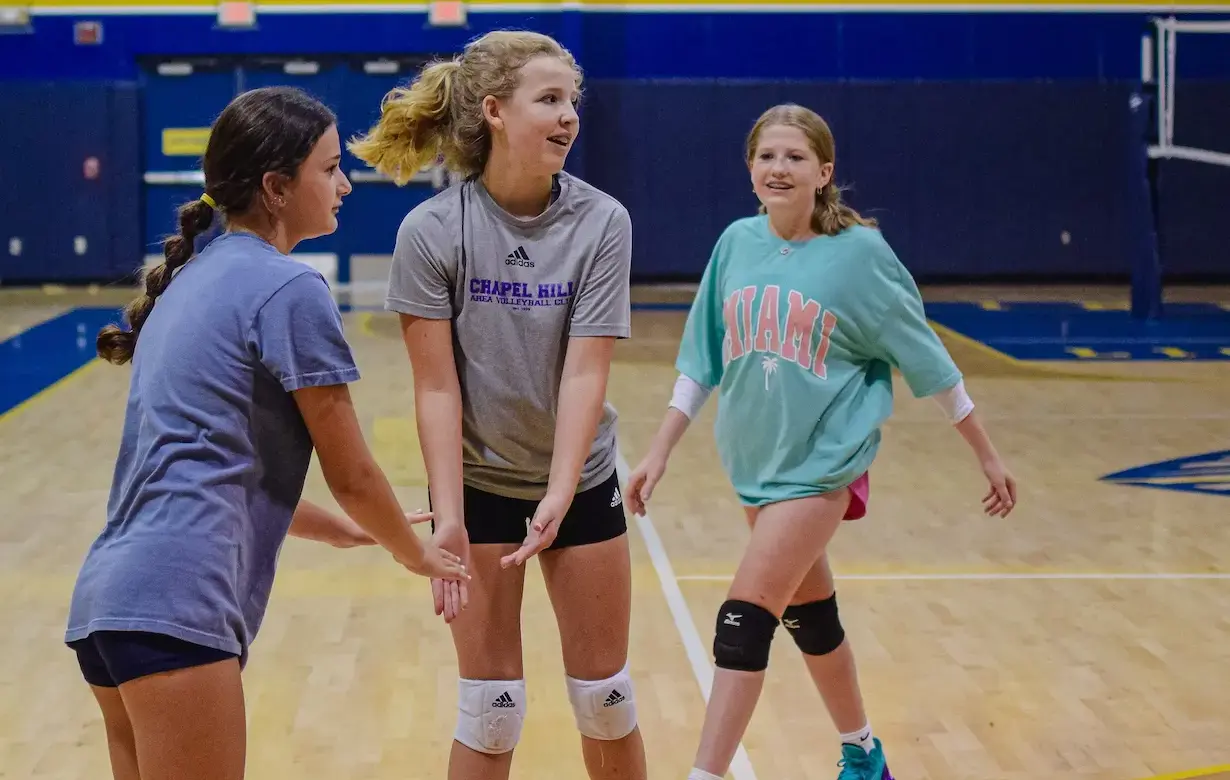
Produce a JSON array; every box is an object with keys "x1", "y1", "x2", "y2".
[{"x1": 350, "y1": 29, "x2": 646, "y2": 780}]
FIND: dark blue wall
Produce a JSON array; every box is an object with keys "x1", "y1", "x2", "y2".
[
  {"x1": 1, "y1": 8, "x2": 1227, "y2": 286},
  {"x1": 6, "y1": 10, "x2": 1230, "y2": 82},
  {"x1": 0, "y1": 81, "x2": 141, "y2": 284}
]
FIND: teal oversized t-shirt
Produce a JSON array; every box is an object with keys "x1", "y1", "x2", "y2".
[{"x1": 676, "y1": 216, "x2": 961, "y2": 507}]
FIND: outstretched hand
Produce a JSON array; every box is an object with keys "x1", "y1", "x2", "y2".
[
  {"x1": 500, "y1": 492, "x2": 570, "y2": 568},
  {"x1": 428, "y1": 519, "x2": 470, "y2": 623}
]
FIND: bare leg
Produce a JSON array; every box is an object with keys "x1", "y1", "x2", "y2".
[
  {"x1": 540, "y1": 533, "x2": 648, "y2": 780},
  {"x1": 692, "y1": 491, "x2": 850, "y2": 776},
  {"x1": 89, "y1": 685, "x2": 140, "y2": 780},
  {"x1": 792, "y1": 552, "x2": 869, "y2": 735},
  {"x1": 744, "y1": 508, "x2": 869, "y2": 735},
  {"x1": 117, "y1": 658, "x2": 246, "y2": 780},
  {"x1": 445, "y1": 542, "x2": 527, "y2": 780}
]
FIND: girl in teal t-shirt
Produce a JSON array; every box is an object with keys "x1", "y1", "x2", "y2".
[{"x1": 626, "y1": 104, "x2": 1018, "y2": 780}]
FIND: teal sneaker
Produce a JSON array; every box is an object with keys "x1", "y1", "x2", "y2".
[{"x1": 836, "y1": 738, "x2": 893, "y2": 780}]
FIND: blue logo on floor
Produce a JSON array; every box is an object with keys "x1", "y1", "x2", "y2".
[{"x1": 1101, "y1": 450, "x2": 1230, "y2": 497}]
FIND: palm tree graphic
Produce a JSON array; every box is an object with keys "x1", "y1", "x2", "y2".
[{"x1": 761, "y1": 355, "x2": 778, "y2": 390}]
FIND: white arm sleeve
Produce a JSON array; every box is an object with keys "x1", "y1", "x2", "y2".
[
  {"x1": 931, "y1": 379, "x2": 975, "y2": 424},
  {"x1": 669, "y1": 373, "x2": 713, "y2": 420}
]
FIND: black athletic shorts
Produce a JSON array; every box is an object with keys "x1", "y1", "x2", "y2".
[
  {"x1": 67, "y1": 630, "x2": 238, "y2": 688},
  {"x1": 432, "y1": 468, "x2": 627, "y2": 548}
]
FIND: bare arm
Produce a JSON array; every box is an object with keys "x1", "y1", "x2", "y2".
[
  {"x1": 645, "y1": 407, "x2": 693, "y2": 462},
  {"x1": 625, "y1": 374, "x2": 710, "y2": 516},
  {"x1": 291, "y1": 384, "x2": 428, "y2": 568},
  {"x1": 954, "y1": 409, "x2": 1008, "y2": 469},
  {"x1": 648, "y1": 373, "x2": 711, "y2": 461},
  {"x1": 930, "y1": 380, "x2": 1002, "y2": 463},
  {"x1": 547, "y1": 336, "x2": 617, "y2": 506},
  {"x1": 930, "y1": 380, "x2": 1017, "y2": 516},
  {"x1": 399, "y1": 313, "x2": 465, "y2": 530},
  {"x1": 289, "y1": 499, "x2": 371, "y2": 548}
]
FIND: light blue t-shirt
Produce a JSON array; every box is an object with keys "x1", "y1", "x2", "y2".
[
  {"x1": 676, "y1": 216, "x2": 961, "y2": 507},
  {"x1": 65, "y1": 231, "x2": 360, "y2": 662}
]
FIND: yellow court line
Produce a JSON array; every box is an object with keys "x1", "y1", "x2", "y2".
[
  {"x1": 1137, "y1": 765, "x2": 1230, "y2": 780},
  {"x1": 0, "y1": 359, "x2": 105, "y2": 428},
  {"x1": 926, "y1": 319, "x2": 1028, "y2": 367}
]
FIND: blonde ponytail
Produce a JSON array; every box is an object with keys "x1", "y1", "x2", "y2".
[
  {"x1": 348, "y1": 59, "x2": 461, "y2": 185},
  {"x1": 812, "y1": 181, "x2": 876, "y2": 236},
  {"x1": 350, "y1": 31, "x2": 582, "y2": 183}
]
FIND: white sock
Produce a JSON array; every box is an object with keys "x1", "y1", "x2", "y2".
[
  {"x1": 840, "y1": 722, "x2": 875, "y2": 754},
  {"x1": 688, "y1": 770, "x2": 724, "y2": 780}
]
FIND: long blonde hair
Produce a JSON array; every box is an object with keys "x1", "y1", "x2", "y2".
[
  {"x1": 745, "y1": 104, "x2": 877, "y2": 236},
  {"x1": 348, "y1": 31, "x2": 582, "y2": 184}
]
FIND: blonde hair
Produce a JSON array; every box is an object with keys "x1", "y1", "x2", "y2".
[
  {"x1": 348, "y1": 31, "x2": 582, "y2": 184},
  {"x1": 745, "y1": 104, "x2": 877, "y2": 236}
]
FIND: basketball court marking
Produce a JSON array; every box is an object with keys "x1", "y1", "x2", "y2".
[
  {"x1": 0, "y1": 359, "x2": 101, "y2": 427},
  {"x1": 614, "y1": 449, "x2": 760, "y2": 780}
]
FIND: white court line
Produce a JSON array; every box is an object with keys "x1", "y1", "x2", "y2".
[
  {"x1": 677, "y1": 572, "x2": 1230, "y2": 582},
  {"x1": 615, "y1": 449, "x2": 759, "y2": 780}
]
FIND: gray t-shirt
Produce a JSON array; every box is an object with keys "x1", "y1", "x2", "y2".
[
  {"x1": 385, "y1": 172, "x2": 632, "y2": 500},
  {"x1": 65, "y1": 231, "x2": 361, "y2": 662}
]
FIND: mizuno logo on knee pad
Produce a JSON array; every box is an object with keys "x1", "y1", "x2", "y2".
[
  {"x1": 712, "y1": 599, "x2": 779, "y2": 672},
  {"x1": 782, "y1": 594, "x2": 845, "y2": 656}
]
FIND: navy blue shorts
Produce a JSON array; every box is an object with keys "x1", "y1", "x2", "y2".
[{"x1": 67, "y1": 630, "x2": 238, "y2": 688}]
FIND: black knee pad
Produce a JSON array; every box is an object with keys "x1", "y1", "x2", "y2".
[
  {"x1": 712, "y1": 600, "x2": 779, "y2": 672},
  {"x1": 781, "y1": 594, "x2": 845, "y2": 656}
]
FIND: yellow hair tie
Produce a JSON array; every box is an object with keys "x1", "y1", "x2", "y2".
[{"x1": 200, "y1": 193, "x2": 218, "y2": 209}]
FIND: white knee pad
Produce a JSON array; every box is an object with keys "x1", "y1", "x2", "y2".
[
  {"x1": 566, "y1": 663, "x2": 638, "y2": 741},
  {"x1": 455, "y1": 678, "x2": 526, "y2": 755}
]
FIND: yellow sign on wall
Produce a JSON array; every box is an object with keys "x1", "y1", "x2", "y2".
[{"x1": 161, "y1": 127, "x2": 210, "y2": 157}]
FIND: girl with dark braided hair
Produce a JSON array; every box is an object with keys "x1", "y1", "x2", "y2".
[{"x1": 67, "y1": 86, "x2": 467, "y2": 780}]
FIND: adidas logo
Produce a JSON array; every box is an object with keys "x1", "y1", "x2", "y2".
[
  {"x1": 504, "y1": 245, "x2": 534, "y2": 268},
  {"x1": 610, "y1": 487, "x2": 622, "y2": 508},
  {"x1": 491, "y1": 692, "x2": 517, "y2": 708},
  {"x1": 603, "y1": 689, "x2": 625, "y2": 707}
]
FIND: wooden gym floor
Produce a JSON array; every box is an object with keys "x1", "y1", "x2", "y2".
[{"x1": 1, "y1": 284, "x2": 1228, "y2": 780}]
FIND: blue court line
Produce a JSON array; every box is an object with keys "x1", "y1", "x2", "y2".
[
  {"x1": 631, "y1": 302, "x2": 692, "y2": 311},
  {"x1": 0, "y1": 307, "x2": 122, "y2": 418},
  {"x1": 1, "y1": 301, "x2": 694, "y2": 417},
  {"x1": 1, "y1": 301, "x2": 693, "y2": 418},
  {"x1": 924, "y1": 302, "x2": 1230, "y2": 361}
]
